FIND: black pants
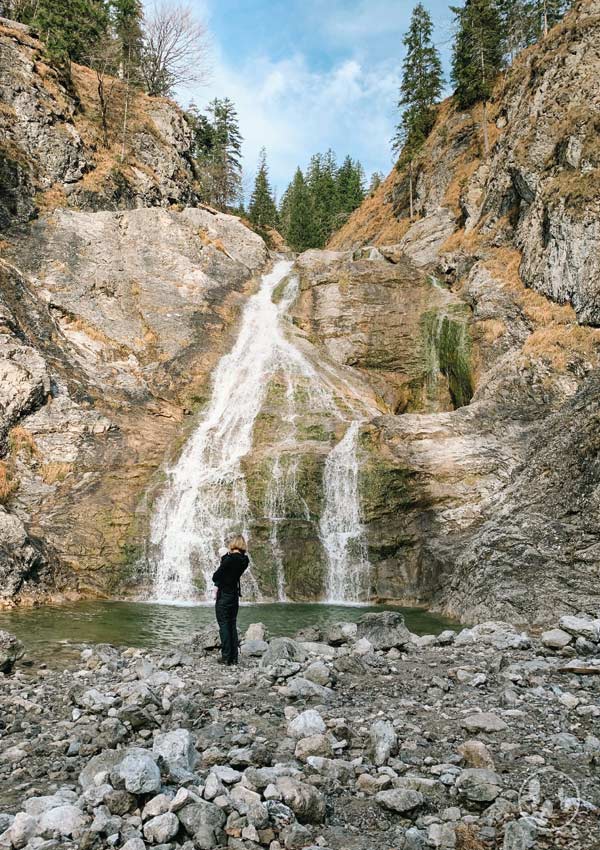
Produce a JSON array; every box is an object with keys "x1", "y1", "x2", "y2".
[{"x1": 215, "y1": 591, "x2": 239, "y2": 663}]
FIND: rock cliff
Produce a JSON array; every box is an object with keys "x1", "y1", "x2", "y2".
[{"x1": 321, "y1": 0, "x2": 600, "y2": 623}]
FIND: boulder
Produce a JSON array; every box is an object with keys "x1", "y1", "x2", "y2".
[
  {"x1": 541, "y1": 628, "x2": 573, "y2": 649},
  {"x1": 324, "y1": 622, "x2": 357, "y2": 646},
  {"x1": 456, "y1": 768, "x2": 503, "y2": 803},
  {"x1": 0, "y1": 630, "x2": 25, "y2": 674},
  {"x1": 178, "y1": 800, "x2": 226, "y2": 848},
  {"x1": 260, "y1": 638, "x2": 306, "y2": 668},
  {"x1": 294, "y1": 734, "x2": 333, "y2": 761},
  {"x1": 153, "y1": 728, "x2": 196, "y2": 775},
  {"x1": 558, "y1": 615, "x2": 599, "y2": 642},
  {"x1": 143, "y1": 812, "x2": 179, "y2": 843},
  {"x1": 38, "y1": 804, "x2": 86, "y2": 839},
  {"x1": 375, "y1": 788, "x2": 424, "y2": 815},
  {"x1": 241, "y1": 639, "x2": 269, "y2": 656},
  {"x1": 462, "y1": 713, "x2": 508, "y2": 733},
  {"x1": 117, "y1": 748, "x2": 161, "y2": 794},
  {"x1": 356, "y1": 612, "x2": 411, "y2": 650},
  {"x1": 245, "y1": 623, "x2": 268, "y2": 641},
  {"x1": 283, "y1": 677, "x2": 334, "y2": 701},
  {"x1": 276, "y1": 777, "x2": 326, "y2": 824},
  {"x1": 370, "y1": 719, "x2": 397, "y2": 766},
  {"x1": 287, "y1": 709, "x2": 326, "y2": 739}
]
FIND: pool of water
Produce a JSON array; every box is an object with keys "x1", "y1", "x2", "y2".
[{"x1": 0, "y1": 600, "x2": 458, "y2": 665}]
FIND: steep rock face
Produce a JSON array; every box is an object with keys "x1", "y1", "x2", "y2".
[
  {"x1": 0, "y1": 208, "x2": 267, "y2": 603},
  {"x1": 0, "y1": 18, "x2": 199, "y2": 228},
  {"x1": 292, "y1": 249, "x2": 472, "y2": 413},
  {"x1": 317, "y1": 0, "x2": 600, "y2": 623}
]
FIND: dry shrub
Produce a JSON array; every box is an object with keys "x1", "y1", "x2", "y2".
[
  {"x1": 0, "y1": 461, "x2": 18, "y2": 504},
  {"x1": 41, "y1": 462, "x2": 73, "y2": 485},
  {"x1": 523, "y1": 324, "x2": 600, "y2": 369},
  {"x1": 8, "y1": 426, "x2": 38, "y2": 458},
  {"x1": 198, "y1": 229, "x2": 228, "y2": 255},
  {"x1": 455, "y1": 823, "x2": 487, "y2": 850},
  {"x1": 36, "y1": 183, "x2": 68, "y2": 213},
  {"x1": 483, "y1": 247, "x2": 576, "y2": 327}
]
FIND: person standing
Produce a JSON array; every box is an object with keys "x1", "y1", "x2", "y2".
[{"x1": 212, "y1": 535, "x2": 249, "y2": 665}]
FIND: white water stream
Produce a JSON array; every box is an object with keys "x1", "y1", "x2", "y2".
[{"x1": 149, "y1": 259, "x2": 372, "y2": 604}]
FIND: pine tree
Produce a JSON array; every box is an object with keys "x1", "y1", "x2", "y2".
[
  {"x1": 33, "y1": 0, "x2": 110, "y2": 65},
  {"x1": 206, "y1": 98, "x2": 243, "y2": 209},
  {"x1": 393, "y1": 3, "x2": 443, "y2": 216},
  {"x1": 335, "y1": 156, "x2": 365, "y2": 227},
  {"x1": 306, "y1": 150, "x2": 338, "y2": 245},
  {"x1": 188, "y1": 98, "x2": 243, "y2": 210},
  {"x1": 368, "y1": 172, "x2": 384, "y2": 195},
  {"x1": 394, "y1": 3, "x2": 444, "y2": 156},
  {"x1": 248, "y1": 148, "x2": 278, "y2": 234},
  {"x1": 451, "y1": 0, "x2": 504, "y2": 154},
  {"x1": 281, "y1": 168, "x2": 317, "y2": 252},
  {"x1": 110, "y1": 0, "x2": 144, "y2": 72}
]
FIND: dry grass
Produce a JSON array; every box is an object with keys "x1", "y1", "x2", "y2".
[
  {"x1": 483, "y1": 247, "x2": 576, "y2": 327},
  {"x1": 523, "y1": 324, "x2": 600, "y2": 370},
  {"x1": 8, "y1": 426, "x2": 39, "y2": 458},
  {"x1": 455, "y1": 823, "x2": 487, "y2": 850},
  {"x1": 36, "y1": 183, "x2": 68, "y2": 213},
  {"x1": 328, "y1": 170, "x2": 412, "y2": 249},
  {"x1": 198, "y1": 229, "x2": 228, "y2": 256},
  {"x1": 479, "y1": 247, "x2": 600, "y2": 369},
  {"x1": 40, "y1": 462, "x2": 73, "y2": 485},
  {"x1": 0, "y1": 461, "x2": 18, "y2": 504}
]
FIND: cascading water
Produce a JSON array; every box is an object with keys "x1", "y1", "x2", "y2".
[
  {"x1": 148, "y1": 258, "x2": 373, "y2": 604},
  {"x1": 320, "y1": 420, "x2": 370, "y2": 603}
]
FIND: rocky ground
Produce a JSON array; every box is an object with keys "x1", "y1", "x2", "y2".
[{"x1": 1, "y1": 613, "x2": 599, "y2": 850}]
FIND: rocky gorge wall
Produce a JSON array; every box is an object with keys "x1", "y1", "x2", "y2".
[{"x1": 322, "y1": 0, "x2": 600, "y2": 623}]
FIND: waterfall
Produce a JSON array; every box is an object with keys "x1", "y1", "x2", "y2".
[
  {"x1": 148, "y1": 258, "x2": 372, "y2": 604},
  {"x1": 319, "y1": 421, "x2": 370, "y2": 603}
]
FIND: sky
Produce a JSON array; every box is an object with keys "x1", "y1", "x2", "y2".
[{"x1": 148, "y1": 1, "x2": 456, "y2": 199}]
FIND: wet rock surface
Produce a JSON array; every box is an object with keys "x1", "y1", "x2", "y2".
[{"x1": 1, "y1": 614, "x2": 599, "y2": 850}]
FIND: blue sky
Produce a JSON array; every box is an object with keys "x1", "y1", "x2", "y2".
[{"x1": 153, "y1": 1, "x2": 456, "y2": 199}]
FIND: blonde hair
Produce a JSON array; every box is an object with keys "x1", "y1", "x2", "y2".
[{"x1": 228, "y1": 534, "x2": 247, "y2": 553}]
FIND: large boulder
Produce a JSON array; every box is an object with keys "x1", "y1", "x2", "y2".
[
  {"x1": 260, "y1": 638, "x2": 306, "y2": 669},
  {"x1": 275, "y1": 777, "x2": 326, "y2": 824},
  {"x1": 356, "y1": 612, "x2": 411, "y2": 650},
  {"x1": 178, "y1": 800, "x2": 226, "y2": 848},
  {"x1": 0, "y1": 630, "x2": 25, "y2": 674},
  {"x1": 153, "y1": 729, "x2": 197, "y2": 777}
]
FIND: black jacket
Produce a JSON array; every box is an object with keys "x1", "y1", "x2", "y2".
[{"x1": 212, "y1": 551, "x2": 249, "y2": 596}]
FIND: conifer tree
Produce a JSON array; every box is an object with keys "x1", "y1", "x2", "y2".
[
  {"x1": 306, "y1": 150, "x2": 338, "y2": 245},
  {"x1": 110, "y1": 0, "x2": 144, "y2": 71},
  {"x1": 33, "y1": 0, "x2": 110, "y2": 65},
  {"x1": 393, "y1": 3, "x2": 443, "y2": 216},
  {"x1": 368, "y1": 172, "x2": 384, "y2": 195},
  {"x1": 335, "y1": 155, "x2": 365, "y2": 224},
  {"x1": 281, "y1": 168, "x2": 317, "y2": 252},
  {"x1": 451, "y1": 0, "x2": 504, "y2": 154},
  {"x1": 248, "y1": 148, "x2": 278, "y2": 234},
  {"x1": 188, "y1": 98, "x2": 243, "y2": 210}
]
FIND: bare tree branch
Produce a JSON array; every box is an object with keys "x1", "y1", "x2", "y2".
[{"x1": 140, "y1": 1, "x2": 210, "y2": 97}]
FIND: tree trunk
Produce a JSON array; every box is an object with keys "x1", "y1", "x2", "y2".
[
  {"x1": 409, "y1": 161, "x2": 414, "y2": 220},
  {"x1": 482, "y1": 100, "x2": 489, "y2": 158}
]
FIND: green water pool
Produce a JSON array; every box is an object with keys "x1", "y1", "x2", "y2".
[{"x1": 0, "y1": 600, "x2": 458, "y2": 664}]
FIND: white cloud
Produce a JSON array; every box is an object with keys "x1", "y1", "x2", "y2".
[{"x1": 181, "y1": 47, "x2": 401, "y2": 199}]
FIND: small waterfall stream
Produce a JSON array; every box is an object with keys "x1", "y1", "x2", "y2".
[{"x1": 149, "y1": 258, "x2": 372, "y2": 604}]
